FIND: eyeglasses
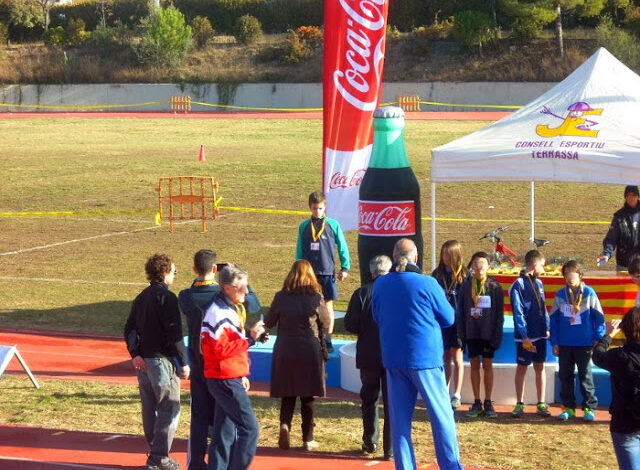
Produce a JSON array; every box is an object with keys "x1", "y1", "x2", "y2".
[{"x1": 228, "y1": 284, "x2": 248, "y2": 292}]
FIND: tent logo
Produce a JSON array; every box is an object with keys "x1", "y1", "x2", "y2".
[{"x1": 536, "y1": 102, "x2": 603, "y2": 138}]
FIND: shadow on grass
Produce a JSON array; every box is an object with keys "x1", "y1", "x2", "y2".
[{"x1": 0, "y1": 301, "x2": 132, "y2": 336}]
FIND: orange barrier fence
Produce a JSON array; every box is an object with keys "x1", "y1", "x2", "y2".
[
  {"x1": 156, "y1": 176, "x2": 219, "y2": 232},
  {"x1": 170, "y1": 95, "x2": 191, "y2": 113}
]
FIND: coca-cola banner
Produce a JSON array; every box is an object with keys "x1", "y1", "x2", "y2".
[
  {"x1": 359, "y1": 200, "x2": 416, "y2": 236},
  {"x1": 323, "y1": 0, "x2": 389, "y2": 231}
]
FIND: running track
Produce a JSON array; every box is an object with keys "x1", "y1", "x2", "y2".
[
  {"x1": 1, "y1": 329, "x2": 608, "y2": 469},
  {"x1": 0, "y1": 111, "x2": 510, "y2": 121}
]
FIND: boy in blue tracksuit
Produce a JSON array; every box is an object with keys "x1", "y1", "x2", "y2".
[
  {"x1": 509, "y1": 249, "x2": 551, "y2": 418},
  {"x1": 296, "y1": 191, "x2": 350, "y2": 352},
  {"x1": 550, "y1": 260, "x2": 605, "y2": 421}
]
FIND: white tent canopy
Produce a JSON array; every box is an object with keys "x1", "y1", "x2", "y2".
[{"x1": 429, "y1": 48, "x2": 640, "y2": 268}]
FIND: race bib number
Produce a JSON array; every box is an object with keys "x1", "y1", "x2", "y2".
[
  {"x1": 570, "y1": 314, "x2": 582, "y2": 325},
  {"x1": 477, "y1": 296, "x2": 491, "y2": 309},
  {"x1": 563, "y1": 304, "x2": 573, "y2": 317},
  {"x1": 470, "y1": 308, "x2": 483, "y2": 319},
  {"x1": 310, "y1": 242, "x2": 320, "y2": 251}
]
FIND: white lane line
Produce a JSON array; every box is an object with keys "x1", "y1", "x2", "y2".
[
  {"x1": 0, "y1": 455, "x2": 124, "y2": 469},
  {"x1": 101, "y1": 435, "x2": 124, "y2": 442},
  {"x1": 0, "y1": 220, "x2": 197, "y2": 256},
  {"x1": 0, "y1": 276, "x2": 147, "y2": 286}
]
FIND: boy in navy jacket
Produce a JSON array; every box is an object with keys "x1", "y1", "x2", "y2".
[
  {"x1": 457, "y1": 252, "x2": 504, "y2": 418},
  {"x1": 509, "y1": 249, "x2": 551, "y2": 417},
  {"x1": 550, "y1": 260, "x2": 605, "y2": 421},
  {"x1": 296, "y1": 191, "x2": 350, "y2": 352}
]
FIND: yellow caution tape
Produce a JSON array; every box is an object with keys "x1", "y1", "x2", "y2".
[
  {"x1": 424, "y1": 216, "x2": 609, "y2": 225},
  {"x1": 0, "y1": 209, "x2": 152, "y2": 217},
  {"x1": 218, "y1": 205, "x2": 308, "y2": 216},
  {"x1": 419, "y1": 100, "x2": 522, "y2": 110},
  {"x1": 190, "y1": 101, "x2": 322, "y2": 112},
  {"x1": 0, "y1": 98, "x2": 520, "y2": 112},
  {"x1": 1, "y1": 206, "x2": 610, "y2": 226},
  {"x1": 0, "y1": 101, "x2": 167, "y2": 110}
]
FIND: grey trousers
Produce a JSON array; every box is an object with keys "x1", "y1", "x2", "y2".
[{"x1": 138, "y1": 356, "x2": 181, "y2": 462}]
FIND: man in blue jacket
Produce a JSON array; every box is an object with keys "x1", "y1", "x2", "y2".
[{"x1": 372, "y1": 239, "x2": 464, "y2": 470}]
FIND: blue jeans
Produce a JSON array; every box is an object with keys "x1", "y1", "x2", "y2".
[
  {"x1": 188, "y1": 367, "x2": 215, "y2": 470},
  {"x1": 612, "y1": 431, "x2": 640, "y2": 470},
  {"x1": 386, "y1": 367, "x2": 464, "y2": 470},
  {"x1": 137, "y1": 357, "x2": 181, "y2": 464},
  {"x1": 206, "y1": 378, "x2": 259, "y2": 470}
]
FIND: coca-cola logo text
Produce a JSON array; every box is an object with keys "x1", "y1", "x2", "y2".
[
  {"x1": 359, "y1": 200, "x2": 416, "y2": 236},
  {"x1": 329, "y1": 168, "x2": 366, "y2": 189},
  {"x1": 333, "y1": 0, "x2": 387, "y2": 111}
]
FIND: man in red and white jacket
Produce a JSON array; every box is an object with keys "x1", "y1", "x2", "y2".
[{"x1": 201, "y1": 264, "x2": 265, "y2": 470}]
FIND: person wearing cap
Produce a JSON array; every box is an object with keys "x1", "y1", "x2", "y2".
[{"x1": 597, "y1": 185, "x2": 640, "y2": 271}]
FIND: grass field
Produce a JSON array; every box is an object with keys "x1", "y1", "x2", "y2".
[
  {"x1": 1, "y1": 375, "x2": 614, "y2": 470},
  {"x1": 0, "y1": 116, "x2": 626, "y2": 469},
  {"x1": 0, "y1": 117, "x2": 622, "y2": 335}
]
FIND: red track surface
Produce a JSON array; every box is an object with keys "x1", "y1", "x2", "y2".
[
  {"x1": 0, "y1": 111, "x2": 510, "y2": 121},
  {"x1": 0, "y1": 329, "x2": 610, "y2": 469}
]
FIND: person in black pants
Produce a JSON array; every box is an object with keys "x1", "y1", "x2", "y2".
[
  {"x1": 344, "y1": 254, "x2": 393, "y2": 460},
  {"x1": 593, "y1": 309, "x2": 640, "y2": 469},
  {"x1": 178, "y1": 250, "x2": 261, "y2": 470}
]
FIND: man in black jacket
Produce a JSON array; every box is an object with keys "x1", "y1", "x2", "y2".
[
  {"x1": 598, "y1": 185, "x2": 640, "y2": 270},
  {"x1": 124, "y1": 254, "x2": 189, "y2": 470},
  {"x1": 178, "y1": 250, "x2": 261, "y2": 470},
  {"x1": 344, "y1": 254, "x2": 392, "y2": 460}
]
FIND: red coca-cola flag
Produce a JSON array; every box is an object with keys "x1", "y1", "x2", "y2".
[{"x1": 323, "y1": 0, "x2": 389, "y2": 231}]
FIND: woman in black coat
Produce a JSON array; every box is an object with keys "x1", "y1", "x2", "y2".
[
  {"x1": 265, "y1": 259, "x2": 330, "y2": 452},
  {"x1": 593, "y1": 307, "x2": 640, "y2": 470}
]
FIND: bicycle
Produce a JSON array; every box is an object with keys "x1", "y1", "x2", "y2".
[{"x1": 479, "y1": 226, "x2": 549, "y2": 267}]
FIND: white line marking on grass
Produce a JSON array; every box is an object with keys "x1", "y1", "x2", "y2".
[
  {"x1": 0, "y1": 455, "x2": 123, "y2": 469},
  {"x1": 0, "y1": 220, "x2": 196, "y2": 256},
  {"x1": 0, "y1": 276, "x2": 147, "y2": 286}
]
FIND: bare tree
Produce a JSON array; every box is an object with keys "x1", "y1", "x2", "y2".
[{"x1": 32, "y1": 0, "x2": 60, "y2": 31}]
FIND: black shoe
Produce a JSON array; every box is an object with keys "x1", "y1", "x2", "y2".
[
  {"x1": 325, "y1": 337, "x2": 334, "y2": 354},
  {"x1": 383, "y1": 453, "x2": 394, "y2": 461},
  {"x1": 361, "y1": 442, "x2": 377, "y2": 454},
  {"x1": 146, "y1": 456, "x2": 180, "y2": 470}
]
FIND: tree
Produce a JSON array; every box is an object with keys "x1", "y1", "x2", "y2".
[
  {"x1": 32, "y1": 0, "x2": 59, "y2": 31},
  {"x1": 135, "y1": 4, "x2": 192, "y2": 68},
  {"x1": 500, "y1": 0, "x2": 556, "y2": 38},
  {"x1": 452, "y1": 10, "x2": 497, "y2": 55},
  {"x1": 552, "y1": 0, "x2": 605, "y2": 56},
  {"x1": 499, "y1": 0, "x2": 605, "y2": 56},
  {"x1": 0, "y1": 0, "x2": 41, "y2": 30}
]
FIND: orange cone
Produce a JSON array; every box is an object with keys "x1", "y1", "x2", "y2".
[{"x1": 198, "y1": 145, "x2": 206, "y2": 162}]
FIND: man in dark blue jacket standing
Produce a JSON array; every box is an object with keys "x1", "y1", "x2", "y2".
[
  {"x1": 344, "y1": 254, "x2": 393, "y2": 460},
  {"x1": 372, "y1": 239, "x2": 464, "y2": 470}
]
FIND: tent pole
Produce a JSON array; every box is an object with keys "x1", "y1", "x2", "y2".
[
  {"x1": 530, "y1": 181, "x2": 535, "y2": 244},
  {"x1": 431, "y1": 182, "x2": 436, "y2": 271}
]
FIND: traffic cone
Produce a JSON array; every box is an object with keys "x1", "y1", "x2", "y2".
[{"x1": 198, "y1": 145, "x2": 206, "y2": 162}]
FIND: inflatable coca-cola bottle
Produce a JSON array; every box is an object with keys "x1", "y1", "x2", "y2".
[{"x1": 358, "y1": 106, "x2": 423, "y2": 285}]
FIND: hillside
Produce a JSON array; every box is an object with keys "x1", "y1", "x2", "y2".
[{"x1": 0, "y1": 34, "x2": 603, "y2": 84}]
